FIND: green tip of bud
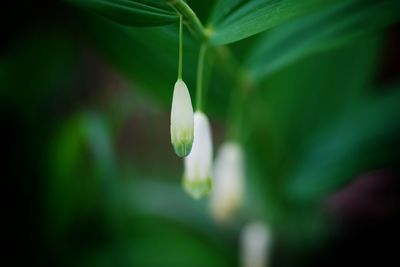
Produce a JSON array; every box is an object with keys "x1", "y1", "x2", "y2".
[
  {"x1": 173, "y1": 141, "x2": 193, "y2": 157},
  {"x1": 183, "y1": 177, "x2": 212, "y2": 199}
]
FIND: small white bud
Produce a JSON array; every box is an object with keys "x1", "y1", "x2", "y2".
[
  {"x1": 170, "y1": 79, "x2": 194, "y2": 157},
  {"x1": 210, "y1": 142, "x2": 244, "y2": 222},
  {"x1": 241, "y1": 222, "x2": 272, "y2": 267},
  {"x1": 183, "y1": 111, "x2": 213, "y2": 199}
]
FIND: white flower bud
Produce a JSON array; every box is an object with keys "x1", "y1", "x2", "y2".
[
  {"x1": 210, "y1": 142, "x2": 244, "y2": 222},
  {"x1": 170, "y1": 79, "x2": 194, "y2": 157},
  {"x1": 241, "y1": 222, "x2": 272, "y2": 267},
  {"x1": 183, "y1": 111, "x2": 213, "y2": 199}
]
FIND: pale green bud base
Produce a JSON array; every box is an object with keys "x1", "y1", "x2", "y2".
[
  {"x1": 171, "y1": 128, "x2": 193, "y2": 157},
  {"x1": 172, "y1": 141, "x2": 193, "y2": 157},
  {"x1": 183, "y1": 177, "x2": 212, "y2": 199}
]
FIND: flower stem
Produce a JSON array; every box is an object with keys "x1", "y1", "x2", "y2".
[
  {"x1": 196, "y1": 43, "x2": 207, "y2": 111},
  {"x1": 177, "y1": 15, "x2": 183, "y2": 80}
]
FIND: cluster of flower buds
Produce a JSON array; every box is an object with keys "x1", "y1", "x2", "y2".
[
  {"x1": 168, "y1": 15, "x2": 272, "y2": 267},
  {"x1": 170, "y1": 81, "x2": 246, "y2": 206},
  {"x1": 170, "y1": 77, "x2": 247, "y2": 210},
  {"x1": 170, "y1": 17, "x2": 245, "y2": 205}
]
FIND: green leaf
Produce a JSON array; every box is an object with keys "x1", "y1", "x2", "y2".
[
  {"x1": 77, "y1": 214, "x2": 232, "y2": 267},
  {"x1": 208, "y1": 0, "x2": 244, "y2": 26},
  {"x1": 68, "y1": 0, "x2": 178, "y2": 27},
  {"x1": 246, "y1": 0, "x2": 400, "y2": 81},
  {"x1": 46, "y1": 111, "x2": 116, "y2": 236},
  {"x1": 209, "y1": 0, "x2": 339, "y2": 45},
  {"x1": 246, "y1": 37, "x2": 382, "y2": 218},
  {"x1": 286, "y1": 86, "x2": 400, "y2": 203}
]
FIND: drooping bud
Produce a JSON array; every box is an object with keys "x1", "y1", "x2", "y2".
[
  {"x1": 170, "y1": 79, "x2": 194, "y2": 157},
  {"x1": 210, "y1": 142, "x2": 244, "y2": 222},
  {"x1": 241, "y1": 222, "x2": 272, "y2": 267},
  {"x1": 183, "y1": 111, "x2": 213, "y2": 199}
]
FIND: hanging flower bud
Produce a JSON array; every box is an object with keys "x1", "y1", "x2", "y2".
[
  {"x1": 170, "y1": 79, "x2": 194, "y2": 157},
  {"x1": 241, "y1": 222, "x2": 272, "y2": 267},
  {"x1": 183, "y1": 111, "x2": 213, "y2": 199},
  {"x1": 210, "y1": 142, "x2": 244, "y2": 222}
]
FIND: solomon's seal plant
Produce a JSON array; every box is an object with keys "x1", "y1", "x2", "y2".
[{"x1": 61, "y1": 0, "x2": 400, "y2": 265}]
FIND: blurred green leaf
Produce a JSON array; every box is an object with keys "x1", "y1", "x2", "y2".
[
  {"x1": 208, "y1": 0, "x2": 244, "y2": 26},
  {"x1": 46, "y1": 111, "x2": 116, "y2": 237},
  {"x1": 209, "y1": 0, "x2": 339, "y2": 45},
  {"x1": 287, "y1": 86, "x2": 400, "y2": 203},
  {"x1": 68, "y1": 0, "x2": 178, "y2": 27},
  {"x1": 245, "y1": 0, "x2": 400, "y2": 80},
  {"x1": 246, "y1": 37, "x2": 382, "y2": 225},
  {"x1": 78, "y1": 215, "x2": 232, "y2": 267}
]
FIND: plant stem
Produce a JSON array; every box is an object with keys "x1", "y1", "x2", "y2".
[
  {"x1": 178, "y1": 15, "x2": 183, "y2": 80},
  {"x1": 167, "y1": 0, "x2": 209, "y2": 41},
  {"x1": 196, "y1": 43, "x2": 207, "y2": 111}
]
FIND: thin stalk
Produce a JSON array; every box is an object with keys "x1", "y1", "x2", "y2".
[
  {"x1": 196, "y1": 43, "x2": 207, "y2": 111},
  {"x1": 178, "y1": 15, "x2": 183, "y2": 80}
]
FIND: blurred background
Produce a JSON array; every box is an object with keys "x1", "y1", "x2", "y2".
[{"x1": 1, "y1": 0, "x2": 400, "y2": 266}]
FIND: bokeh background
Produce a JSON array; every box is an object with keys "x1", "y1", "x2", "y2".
[{"x1": 2, "y1": 0, "x2": 400, "y2": 266}]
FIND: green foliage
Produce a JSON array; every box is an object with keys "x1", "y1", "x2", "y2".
[
  {"x1": 245, "y1": 36, "x2": 384, "y2": 227},
  {"x1": 287, "y1": 87, "x2": 400, "y2": 203},
  {"x1": 208, "y1": 0, "x2": 339, "y2": 44},
  {"x1": 68, "y1": 0, "x2": 178, "y2": 26},
  {"x1": 245, "y1": 0, "x2": 400, "y2": 80},
  {"x1": 46, "y1": 112, "x2": 116, "y2": 237}
]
